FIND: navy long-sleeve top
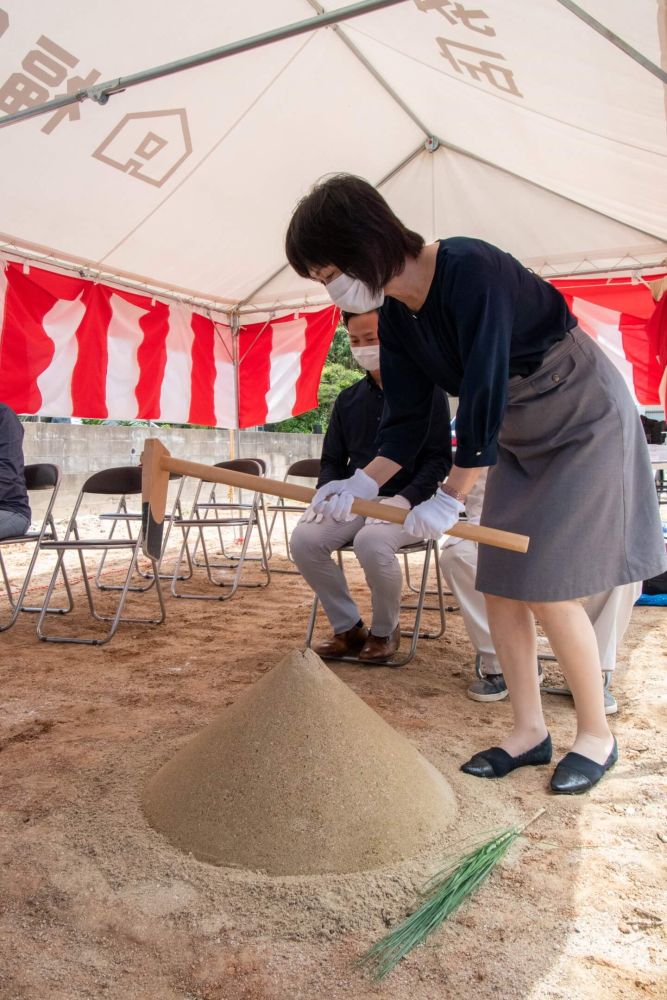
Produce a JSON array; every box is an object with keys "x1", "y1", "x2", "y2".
[
  {"x1": 377, "y1": 238, "x2": 577, "y2": 468},
  {"x1": 318, "y1": 373, "x2": 452, "y2": 507},
  {"x1": 0, "y1": 404, "x2": 31, "y2": 520}
]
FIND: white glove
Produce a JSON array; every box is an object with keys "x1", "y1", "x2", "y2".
[
  {"x1": 298, "y1": 505, "x2": 323, "y2": 524},
  {"x1": 404, "y1": 489, "x2": 464, "y2": 540},
  {"x1": 312, "y1": 468, "x2": 379, "y2": 523},
  {"x1": 365, "y1": 494, "x2": 411, "y2": 525}
]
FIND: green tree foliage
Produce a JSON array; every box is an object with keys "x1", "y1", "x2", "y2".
[{"x1": 327, "y1": 321, "x2": 357, "y2": 369}]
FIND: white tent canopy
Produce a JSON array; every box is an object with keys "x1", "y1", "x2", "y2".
[{"x1": 1, "y1": 0, "x2": 666, "y2": 316}]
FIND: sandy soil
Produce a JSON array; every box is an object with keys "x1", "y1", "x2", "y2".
[{"x1": 0, "y1": 519, "x2": 665, "y2": 1000}]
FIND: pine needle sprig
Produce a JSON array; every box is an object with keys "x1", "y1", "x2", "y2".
[{"x1": 358, "y1": 808, "x2": 545, "y2": 981}]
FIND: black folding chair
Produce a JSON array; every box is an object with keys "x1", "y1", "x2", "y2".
[
  {"x1": 266, "y1": 458, "x2": 321, "y2": 571},
  {"x1": 94, "y1": 471, "x2": 192, "y2": 590},
  {"x1": 170, "y1": 459, "x2": 271, "y2": 601},
  {"x1": 0, "y1": 463, "x2": 73, "y2": 631},
  {"x1": 36, "y1": 466, "x2": 165, "y2": 645},
  {"x1": 190, "y1": 457, "x2": 273, "y2": 566}
]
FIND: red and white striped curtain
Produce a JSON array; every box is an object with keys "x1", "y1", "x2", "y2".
[
  {"x1": 0, "y1": 261, "x2": 338, "y2": 428},
  {"x1": 553, "y1": 275, "x2": 666, "y2": 408},
  {"x1": 1, "y1": 261, "x2": 665, "y2": 426}
]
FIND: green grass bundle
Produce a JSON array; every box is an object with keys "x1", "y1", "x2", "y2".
[{"x1": 359, "y1": 808, "x2": 545, "y2": 981}]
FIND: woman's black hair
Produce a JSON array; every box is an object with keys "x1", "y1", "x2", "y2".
[
  {"x1": 340, "y1": 308, "x2": 378, "y2": 328},
  {"x1": 285, "y1": 174, "x2": 424, "y2": 293}
]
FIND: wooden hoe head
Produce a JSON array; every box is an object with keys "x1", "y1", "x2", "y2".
[{"x1": 141, "y1": 438, "x2": 171, "y2": 560}]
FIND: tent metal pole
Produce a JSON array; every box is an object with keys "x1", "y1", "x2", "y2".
[
  {"x1": 231, "y1": 312, "x2": 242, "y2": 453},
  {"x1": 0, "y1": 0, "x2": 410, "y2": 129},
  {"x1": 306, "y1": 0, "x2": 432, "y2": 137},
  {"x1": 553, "y1": 0, "x2": 667, "y2": 84}
]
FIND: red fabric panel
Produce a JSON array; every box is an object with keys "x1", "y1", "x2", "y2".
[
  {"x1": 0, "y1": 263, "x2": 83, "y2": 412},
  {"x1": 132, "y1": 293, "x2": 170, "y2": 420},
  {"x1": 189, "y1": 312, "x2": 216, "y2": 425},
  {"x1": 237, "y1": 319, "x2": 272, "y2": 428},
  {"x1": 553, "y1": 276, "x2": 664, "y2": 320},
  {"x1": 292, "y1": 306, "x2": 338, "y2": 416},
  {"x1": 646, "y1": 295, "x2": 667, "y2": 371},
  {"x1": 618, "y1": 312, "x2": 662, "y2": 405},
  {"x1": 555, "y1": 276, "x2": 667, "y2": 406},
  {"x1": 70, "y1": 284, "x2": 111, "y2": 418}
]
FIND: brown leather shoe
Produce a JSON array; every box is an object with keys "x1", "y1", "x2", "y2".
[
  {"x1": 314, "y1": 623, "x2": 369, "y2": 658},
  {"x1": 358, "y1": 625, "x2": 401, "y2": 664}
]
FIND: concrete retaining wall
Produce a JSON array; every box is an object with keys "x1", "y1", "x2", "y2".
[{"x1": 22, "y1": 423, "x2": 323, "y2": 517}]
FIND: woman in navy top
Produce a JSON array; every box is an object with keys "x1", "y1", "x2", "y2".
[{"x1": 286, "y1": 174, "x2": 666, "y2": 795}]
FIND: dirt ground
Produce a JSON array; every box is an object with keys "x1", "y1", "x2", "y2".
[{"x1": 0, "y1": 513, "x2": 665, "y2": 1000}]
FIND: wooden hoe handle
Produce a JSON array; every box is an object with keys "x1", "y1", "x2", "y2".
[{"x1": 141, "y1": 438, "x2": 530, "y2": 558}]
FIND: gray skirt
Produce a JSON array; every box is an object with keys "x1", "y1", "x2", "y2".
[{"x1": 476, "y1": 326, "x2": 667, "y2": 602}]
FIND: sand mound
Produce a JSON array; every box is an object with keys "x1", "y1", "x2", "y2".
[{"x1": 142, "y1": 648, "x2": 457, "y2": 875}]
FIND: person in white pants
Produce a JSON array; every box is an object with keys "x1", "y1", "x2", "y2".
[
  {"x1": 291, "y1": 310, "x2": 452, "y2": 663},
  {"x1": 440, "y1": 470, "x2": 641, "y2": 713}
]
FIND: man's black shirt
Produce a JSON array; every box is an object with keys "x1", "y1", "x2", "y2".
[{"x1": 317, "y1": 373, "x2": 452, "y2": 507}]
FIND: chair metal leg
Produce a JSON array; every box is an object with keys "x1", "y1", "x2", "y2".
[
  {"x1": 305, "y1": 542, "x2": 446, "y2": 668},
  {"x1": 538, "y1": 653, "x2": 571, "y2": 695},
  {"x1": 0, "y1": 518, "x2": 74, "y2": 630},
  {"x1": 403, "y1": 547, "x2": 455, "y2": 602},
  {"x1": 37, "y1": 545, "x2": 165, "y2": 645},
  {"x1": 171, "y1": 509, "x2": 270, "y2": 601},
  {"x1": 304, "y1": 593, "x2": 319, "y2": 648},
  {"x1": 399, "y1": 541, "x2": 447, "y2": 642}
]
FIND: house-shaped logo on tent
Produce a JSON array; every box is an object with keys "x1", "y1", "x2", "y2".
[{"x1": 92, "y1": 109, "x2": 192, "y2": 187}]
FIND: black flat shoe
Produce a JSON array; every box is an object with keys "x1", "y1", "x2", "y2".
[
  {"x1": 550, "y1": 738, "x2": 618, "y2": 794},
  {"x1": 460, "y1": 734, "x2": 552, "y2": 779}
]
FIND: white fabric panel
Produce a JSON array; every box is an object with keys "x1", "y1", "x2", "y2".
[
  {"x1": 212, "y1": 322, "x2": 237, "y2": 429},
  {"x1": 571, "y1": 0, "x2": 666, "y2": 66},
  {"x1": 0, "y1": 1, "x2": 313, "y2": 267},
  {"x1": 105, "y1": 293, "x2": 148, "y2": 417},
  {"x1": 572, "y1": 296, "x2": 640, "y2": 404},
  {"x1": 159, "y1": 304, "x2": 193, "y2": 424},
  {"x1": 341, "y1": 2, "x2": 667, "y2": 238},
  {"x1": 383, "y1": 148, "x2": 667, "y2": 270},
  {"x1": 37, "y1": 291, "x2": 85, "y2": 415},
  {"x1": 264, "y1": 317, "x2": 308, "y2": 423},
  {"x1": 97, "y1": 28, "x2": 423, "y2": 300}
]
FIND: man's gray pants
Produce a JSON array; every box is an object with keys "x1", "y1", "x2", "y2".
[
  {"x1": 0, "y1": 510, "x2": 30, "y2": 540},
  {"x1": 290, "y1": 514, "x2": 422, "y2": 638}
]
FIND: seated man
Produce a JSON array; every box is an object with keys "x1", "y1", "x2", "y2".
[
  {"x1": 440, "y1": 470, "x2": 640, "y2": 713},
  {"x1": 0, "y1": 403, "x2": 31, "y2": 540},
  {"x1": 291, "y1": 309, "x2": 451, "y2": 663}
]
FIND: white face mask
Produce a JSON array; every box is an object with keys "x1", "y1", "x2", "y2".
[
  {"x1": 350, "y1": 345, "x2": 381, "y2": 371},
  {"x1": 326, "y1": 272, "x2": 385, "y2": 313}
]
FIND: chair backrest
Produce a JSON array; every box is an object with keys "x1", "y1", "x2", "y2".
[
  {"x1": 286, "y1": 458, "x2": 321, "y2": 480},
  {"x1": 24, "y1": 463, "x2": 60, "y2": 490},
  {"x1": 82, "y1": 465, "x2": 143, "y2": 496},
  {"x1": 213, "y1": 459, "x2": 263, "y2": 477},
  {"x1": 240, "y1": 455, "x2": 266, "y2": 476}
]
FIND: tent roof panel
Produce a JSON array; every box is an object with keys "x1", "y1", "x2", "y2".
[{"x1": 1, "y1": 0, "x2": 664, "y2": 309}]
